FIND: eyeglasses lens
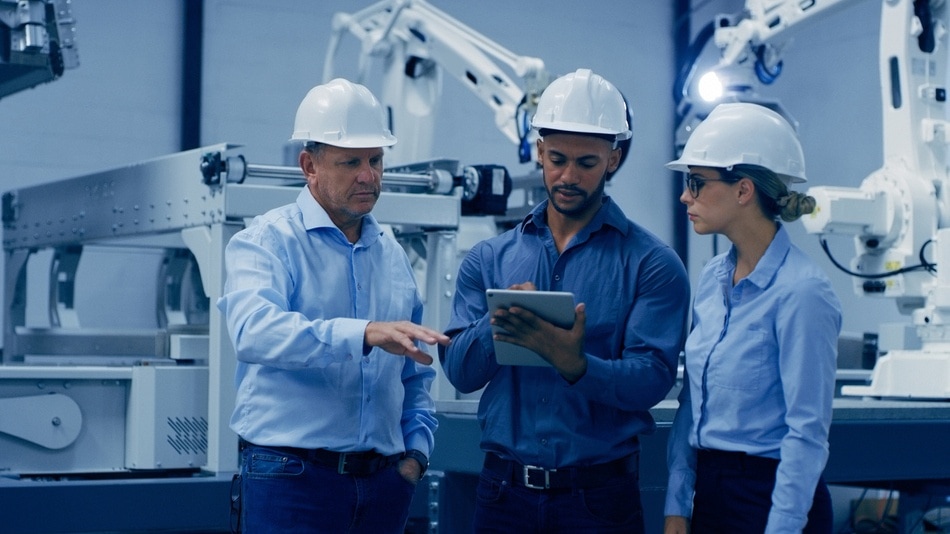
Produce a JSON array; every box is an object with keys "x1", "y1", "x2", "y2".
[{"x1": 685, "y1": 176, "x2": 703, "y2": 198}]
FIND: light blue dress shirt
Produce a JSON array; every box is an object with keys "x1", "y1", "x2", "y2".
[
  {"x1": 441, "y1": 197, "x2": 690, "y2": 467},
  {"x1": 665, "y1": 225, "x2": 842, "y2": 533},
  {"x1": 217, "y1": 187, "x2": 437, "y2": 457}
]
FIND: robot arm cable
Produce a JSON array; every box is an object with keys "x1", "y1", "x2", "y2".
[{"x1": 818, "y1": 237, "x2": 936, "y2": 279}]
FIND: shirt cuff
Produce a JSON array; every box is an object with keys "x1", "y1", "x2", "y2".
[
  {"x1": 664, "y1": 470, "x2": 695, "y2": 518},
  {"x1": 404, "y1": 432, "x2": 431, "y2": 458},
  {"x1": 564, "y1": 353, "x2": 606, "y2": 389},
  {"x1": 765, "y1": 508, "x2": 807, "y2": 534},
  {"x1": 334, "y1": 318, "x2": 371, "y2": 360}
]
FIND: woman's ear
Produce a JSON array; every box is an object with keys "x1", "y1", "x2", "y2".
[{"x1": 736, "y1": 177, "x2": 755, "y2": 205}]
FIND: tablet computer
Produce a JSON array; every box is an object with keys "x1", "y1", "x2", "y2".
[{"x1": 485, "y1": 289, "x2": 576, "y2": 366}]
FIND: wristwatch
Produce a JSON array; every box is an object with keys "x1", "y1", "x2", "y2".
[{"x1": 403, "y1": 449, "x2": 429, "y2": 476}]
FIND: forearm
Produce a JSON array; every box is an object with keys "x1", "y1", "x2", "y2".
[
  {"x1": 226, "y1": 300, "x2": 368, "y2": 368},
  {"x1": 441, "y1": 317, "x2": 497, "y2": 393},
  {"x1": 570, "y1": 349, "x2": 677, "y2": 409},
  {"x1": 665, "y1": 385, "x2": 697, "y2": 518},
  {"x1": 401, "y1": 359, "x2": 438, "y2": 455}
]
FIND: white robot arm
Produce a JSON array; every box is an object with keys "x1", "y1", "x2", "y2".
[
  {"x1": 712, "y1": 0, "x2": 857, "y2": 76},
  {"x1": 323, "y1": 0, "x2": 550, "y2": 166},
  {"x1": 684, "y1": 0, "x2": 950, "y2": 398}
]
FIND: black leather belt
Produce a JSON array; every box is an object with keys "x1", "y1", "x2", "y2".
[
  {"x1": 697, "y1": 449, "x2": 779, "y2": 473},
  {"x1": 260, "y1": 445, "x2": 401, "y2": 476},
  {"x1": 484, "y1": 452, "x2": 639, "y2": 490}
]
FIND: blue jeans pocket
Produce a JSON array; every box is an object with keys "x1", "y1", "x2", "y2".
[
  {"x1": 579, "y1": 474, "x2": 642, "y2": 526},
  {"x1": 475, "y1": 472, "x2": 507, "y2": 505},
  {"x1": 245, "y1": 450, "x2": 305, "y2": 479}
]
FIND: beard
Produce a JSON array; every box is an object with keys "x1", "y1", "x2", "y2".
[{"x1": 546, "y1": 176, "x2": 606, "y2": 217}]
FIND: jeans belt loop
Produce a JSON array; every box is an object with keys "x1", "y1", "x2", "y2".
[
  {"x1": 523, "y1": 464, "x2": 554, "y2": 490},
  {"x1": 337, "y1": 452, "x2": 349, "y2": 475}
]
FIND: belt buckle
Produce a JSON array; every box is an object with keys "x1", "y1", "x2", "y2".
[
  {"x1": 337, "y1": 453, "x2": 349, "y2": 475},
  {"x1": 523, "y1": 465, "x2": 553, "y2": 490}
]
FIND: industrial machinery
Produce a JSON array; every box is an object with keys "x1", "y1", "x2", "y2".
[
  {"x1": 0, "y1": 6, "x2": 553, "y2": 532},
  {"x1": 0, "y1": 0, "x2": 549, "y2": 484},
  {"x1": 321, "y1": 0, "x2": 562, "y2": 339},
  {"x1": 677, "y1": 0, "x2": 950, "y2": 399},
  {"x1": 323, "y1": 0, "x2": 551, "y2": 167},
  {"x1": 0, "y1": 0, "x2": 78, "y2": 99},
  {"x1": 2, "y1": 2, "x2": 949, "y2": 533},
  {"x1": 0, "y1": 145, "x2": 498, "y2": 476},
  {"x1": 0, "y1": 144, "x2": 483, "y2": 533}
]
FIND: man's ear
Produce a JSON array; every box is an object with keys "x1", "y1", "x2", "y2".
[
  {"x1": 607, "y1": 146, "x2": 622, "y2": 173},
  {"x1": 299, "y1": 150, "x2": 314, "y2": 177}
]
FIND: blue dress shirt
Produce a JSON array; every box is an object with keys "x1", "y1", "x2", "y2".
[
  {"x1": 665, "y1": 225, "x2": 842, "y2": 533},
  {"x1": 441, "y1": 197, "x2": 690, "y2": 467},
  {"x1": 217, "y1": 187, "x2": 437, "y2": 457}
]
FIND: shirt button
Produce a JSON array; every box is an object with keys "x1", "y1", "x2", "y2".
[
  {"x1": 540, "y1": 397, "x2": 547, "y2": 403},
  {"x1": 362, "y1": 356, "x2": 370, "y2": 364},
  {"x1": 540, "y1": 438, "x2": 548, "y2": 445},
  {"x1": 357, "y1": 283, "x2": 363, "y2": 290},
  {"x1": 554, "y1": 275, "x2": 560, "y2": 281}
]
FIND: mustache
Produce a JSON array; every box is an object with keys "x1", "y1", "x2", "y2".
[
  {"x1": 351, "y1": 186, "x2": 380, "y2": 195},
  {"x1": 552, "y1": 185, "x2": 586, "y2": 195}
]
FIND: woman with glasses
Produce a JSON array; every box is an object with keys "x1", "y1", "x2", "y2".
[{"x1": 663, "y1": 103, "x2": 842, "y2": 534}]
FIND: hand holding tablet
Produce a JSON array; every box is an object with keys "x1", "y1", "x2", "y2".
[{"x1": 485, "y1": 289, "x2": 576, "y2": 366}]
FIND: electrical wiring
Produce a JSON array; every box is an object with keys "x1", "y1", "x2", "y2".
[{"x1": 819, "y1": 237, "x2": 936, "y2": 279}]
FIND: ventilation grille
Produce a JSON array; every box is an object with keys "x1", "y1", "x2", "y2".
[{"x1": 165, "y1": 416, "x2": 208, "y2": 456}]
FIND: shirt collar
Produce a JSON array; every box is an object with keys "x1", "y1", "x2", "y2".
[
  {"x1": 719, "y1": 223, "x2": 791, "y2": 288},
  {"x1": 296, "y1": 186, "x2": 382, "y2": 246},
  {"x1": 522, "y1": 196, "x2": 629, "y2": 238}
]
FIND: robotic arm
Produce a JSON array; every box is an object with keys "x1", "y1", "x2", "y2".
[
  {"x1": 712, "y1": 0, "x2": 858, "y2": 80},
  {"x1": 323, "y1": 0, "x2": 550, "y2": 166},
  {"x1": 0, "y1": 0, "x2": 78, "y2": 100},
  {"x1": 681, "y1": 0, "x2": 950, "y2": 398}
]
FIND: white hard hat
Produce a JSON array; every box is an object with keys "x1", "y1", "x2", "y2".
[
  {"x1": 290, "y1": 78, "x2": 397, "y2": 148},
  {"x1": 667, "y1": 102, "x2": 806, "y2": 184},
  {"x1": 532, "y1": 69, "x2": 632, "y2": 142}
]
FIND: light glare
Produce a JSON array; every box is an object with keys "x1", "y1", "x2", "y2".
[{"x1": 697, "y1": 71, "x2": 723, "y2": 102}]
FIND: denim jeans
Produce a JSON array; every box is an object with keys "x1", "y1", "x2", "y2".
[
  {"x1": 691, "y1": 451, "x2": 833, "y2": 533},
  {"x1": 472, "y1": 467, "x2": 645, "y2": 533},
  {"x1": 239, "y1": 444, "x2": 417, "y2": 533}
]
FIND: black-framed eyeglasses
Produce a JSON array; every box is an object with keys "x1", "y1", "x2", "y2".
[{"x1": 684, "y1": 175, "x2": 739, "y2": 199}]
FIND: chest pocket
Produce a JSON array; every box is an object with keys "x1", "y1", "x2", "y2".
[{"x1": 708, "y1": 329, "x2": 771, "y2": 391}]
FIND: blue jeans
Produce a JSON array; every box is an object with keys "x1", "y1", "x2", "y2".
[
  {"x1": 239, "y1": 445, "x2": 417, "y2": 533},
  {"x1": 472, "y1": 466, "x2": 645, "y2": 533}
]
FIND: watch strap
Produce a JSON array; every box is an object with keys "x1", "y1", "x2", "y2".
[{"x1": 403, "y1": 449, "x2": 429, "y2": 476}]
